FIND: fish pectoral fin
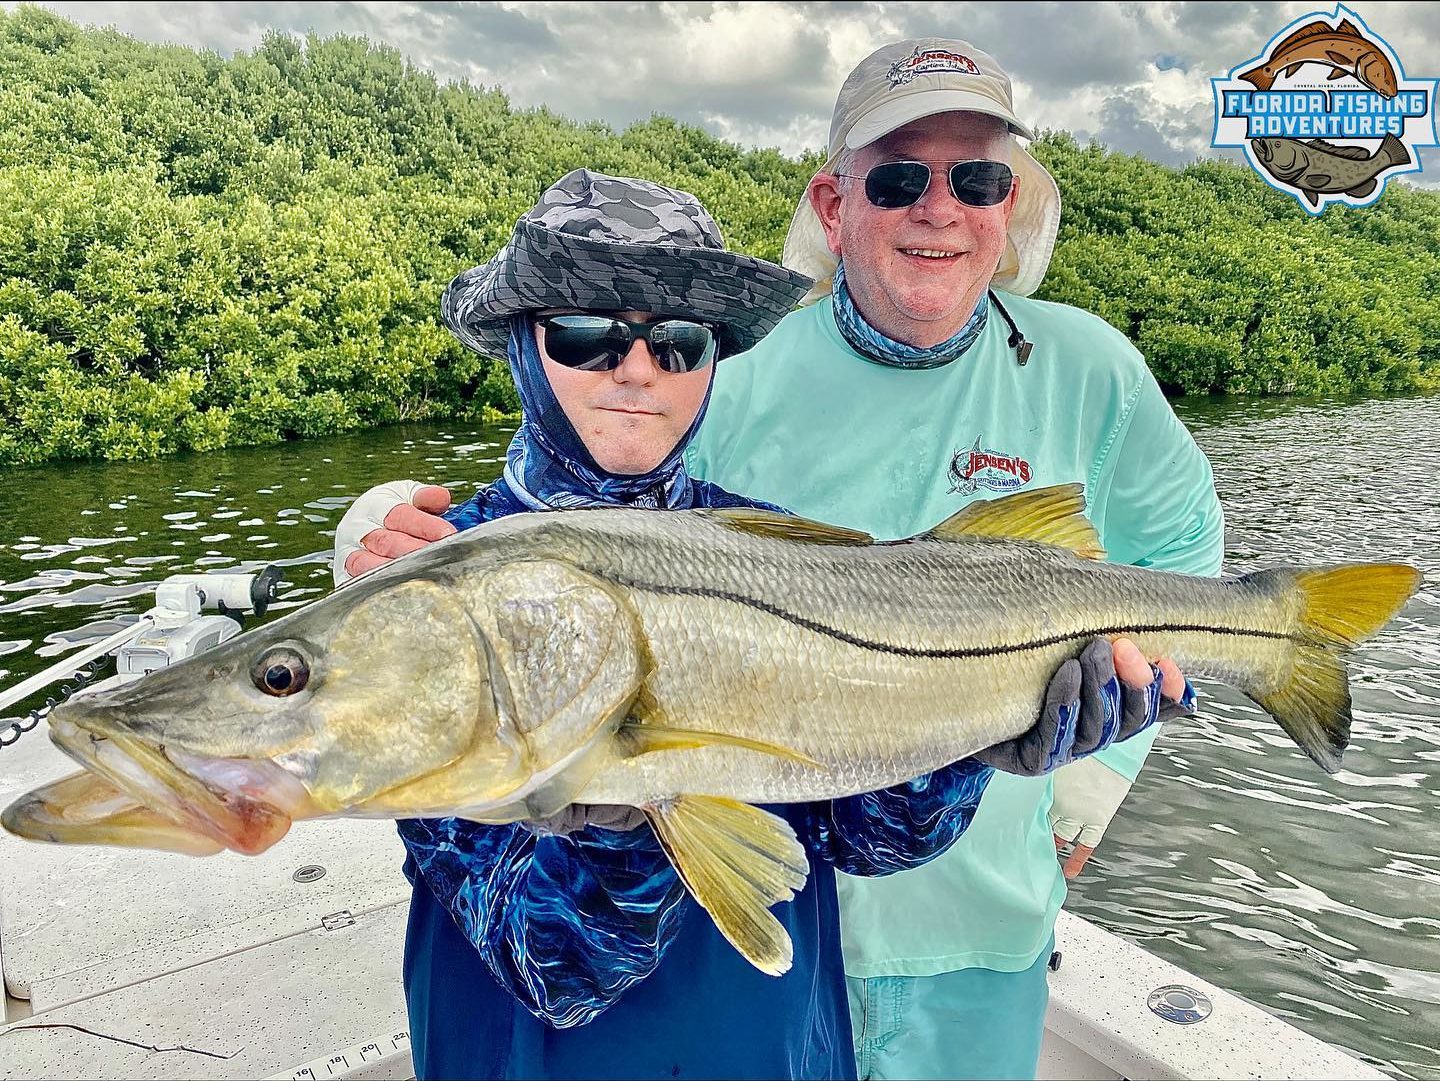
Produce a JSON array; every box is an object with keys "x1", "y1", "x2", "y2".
[
  {"x1": 1325, "y1": 50, "x2": 1350, "y2": 66},
  {"x1": 644, "y1": 795, "x2": 808, "y2": 976},
  {"x1": 698, "y1": 507, "x2": 874, "y2": 546},
  {"x1": 1308, "y1": 173, "x2": 1332, "y2": 187},
  {"x1": 921, "y1": 483, "x2": 1105, "y2": 559},
  {"x1": 620, "y1": 722, "x2": 823, "y2": 768}
]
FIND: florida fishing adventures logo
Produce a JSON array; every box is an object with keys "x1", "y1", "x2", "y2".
[{"x1": 1211, "y1": 6, "x2": 1437, "y2": 213}]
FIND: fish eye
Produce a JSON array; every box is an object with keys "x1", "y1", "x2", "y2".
[{"x1": 250, "y1": 647, "x2": 310, "y2": 697}]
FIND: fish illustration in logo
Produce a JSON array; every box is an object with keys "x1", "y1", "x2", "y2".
[
  {"x1": 1238, "y1": 18, "x2": 1398, "y2": 98},
  {"x1": 1250, "y1": 133, "x2": 1411, "y2": 205},
  {"x1": 947, "y1": 436, "x2": 1032, "y2": 496}
]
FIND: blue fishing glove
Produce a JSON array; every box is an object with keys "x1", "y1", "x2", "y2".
[{"x1": 975, "y1": 638, "x2": 1196, "y2": 777}]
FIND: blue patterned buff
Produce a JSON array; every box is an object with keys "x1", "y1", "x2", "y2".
[
  {"x1": 831, "y1": 260, "x2": 989, "y2": 369},
  {"x1": 500, "y1": 314, "x2": 706, "y2": 510}
]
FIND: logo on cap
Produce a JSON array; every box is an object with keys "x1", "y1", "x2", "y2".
[
  {"x1": 887, "y1": 47, "x2": 981, "y2": 87},
  {"x1": 1210, "y1": 5, "x2": 1436, "y2": 214}
]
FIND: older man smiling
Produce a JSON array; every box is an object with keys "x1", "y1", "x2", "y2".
[{"x1": 687, "y1": 38, "x2": 1224, "y2": 1080}]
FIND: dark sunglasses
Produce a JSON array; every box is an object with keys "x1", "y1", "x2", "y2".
[
  {"x1": 537, "y1": 314, "x2": 718, "y2": 374},
  {"x1": 837, "y1": 160, "x2": 1014, "y2": 209}
]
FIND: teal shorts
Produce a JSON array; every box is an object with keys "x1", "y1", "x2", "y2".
[{"x1": 846, "y1": 937, "x2": 1054, "y2": 1081}]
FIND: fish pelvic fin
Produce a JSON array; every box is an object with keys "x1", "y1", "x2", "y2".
[
  {"x1": 924, "y1": 483, "x2": 1105, "y2": 559},
  {"x1": 1247, "y1": 563, "x2": 1421, "y2": 773},
  {"x1": 620, "y1": 722, "x2": 823, "y2": 769},
  {"x1": 700, "y1": 507, "x2": 874, "y2": 546},
  {"x1": 644, "y1": 796, "x2": 809, "y2": 976}
]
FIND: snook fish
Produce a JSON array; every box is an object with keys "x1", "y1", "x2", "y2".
[
  {"x1": 2, "y1": 486, "x2": 1421, "y2": 975},
  {"x1": 1251, "y1": 134, "x2": 1410, "y2": 206},
  {"x1": 1239, "y1": 18, "x2": 1398, "y2": 97}
]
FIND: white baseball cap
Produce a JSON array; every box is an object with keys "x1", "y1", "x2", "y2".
[{"x1": 784, "y1": 38, "x2": 1062, "y2": 303}]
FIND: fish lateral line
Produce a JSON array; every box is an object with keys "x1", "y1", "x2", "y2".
[{"x1": 603, "y1": 575, "x2": 1296, "y2": 659}]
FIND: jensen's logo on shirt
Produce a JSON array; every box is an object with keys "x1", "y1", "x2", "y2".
[{"x1": 947, "y1": 436, "x2": 1033, "y2": 495}]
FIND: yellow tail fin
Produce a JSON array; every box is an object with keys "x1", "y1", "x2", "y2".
[{"x1": 1250, "y1": 563, "x2": 1420, "y2": 773}]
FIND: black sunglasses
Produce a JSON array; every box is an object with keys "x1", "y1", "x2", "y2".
[
  {"x1": 536, "y1": 314, "x2": 718, "y2": 374},
  {"x1": 837, "y1": 160, "x2": 1014, "y2": 209}
]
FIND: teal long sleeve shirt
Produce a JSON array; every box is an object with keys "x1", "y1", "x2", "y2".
[{"x1": 686, "y1": 293, "x2": 1225, "y2": 977}]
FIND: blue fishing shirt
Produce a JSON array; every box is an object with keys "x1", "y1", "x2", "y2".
[{"x1": 396, "y1": 477, "x2": 996, "y2": 1080}]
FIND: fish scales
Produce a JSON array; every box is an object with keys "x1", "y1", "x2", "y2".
[{"x1": 514, "y1": 510, "x2": 1296, "y2": 804}]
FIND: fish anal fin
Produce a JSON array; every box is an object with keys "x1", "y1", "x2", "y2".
[
  {"x1": 645, "y1": 796, "x2": 809, "y2": 975},
  {"x1": 621, "y1": 722, "x2": 823, "y2": 769},
  {"x1": 1348, "y1": 177, "x2": 1377, "y2": 198},
  {"x1": 923, "y1": 483, "x2": 1105, "y2": 559},
  {"x1": 700, "y1": 507, "x2": 873, "y2": 546},
  {"x1": 1327, "y1": 66, "x2": 1350, "y2": 80}
]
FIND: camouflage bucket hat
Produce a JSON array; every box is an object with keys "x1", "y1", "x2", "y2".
[{"x1": 442, "y1": 169, "x2": 813, "y2": 360}]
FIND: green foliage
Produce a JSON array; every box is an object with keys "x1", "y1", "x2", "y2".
[
  {"x1": 1032, "y1": 132, "x2": 1440, "y2": 397},
  {"x1": 0, "y1": 6, "x2": 1435, "y2": 465}
]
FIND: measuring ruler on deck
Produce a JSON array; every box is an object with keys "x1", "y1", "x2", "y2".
[{"x1": 268, "y1": 1029, "x2": 412, "y2": 1080}]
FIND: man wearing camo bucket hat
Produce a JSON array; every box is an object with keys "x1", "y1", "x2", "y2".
[
  {"x1": 330, "y1": 168, "x2": 1050, "y2": 1079},
  {"x1": 687, "y1": 39, "x2": 1226, "y2": 1079}
]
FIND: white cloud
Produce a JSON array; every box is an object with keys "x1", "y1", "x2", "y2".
[{"x1": 6, "y1": 0, "x2": 1437, "y2": 189}]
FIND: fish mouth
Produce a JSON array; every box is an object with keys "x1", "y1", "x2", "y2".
[{"x1": 46, "y1": 710, "x2": 311, "y2": 856}]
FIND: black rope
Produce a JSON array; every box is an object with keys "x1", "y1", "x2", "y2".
[{"x1": 0, "y1": 656, "x2": 108, "y2": 750}]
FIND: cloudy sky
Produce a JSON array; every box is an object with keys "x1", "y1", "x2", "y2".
[{"x1": 16, "y1": 1, "x2": 1440, "y2": 178}]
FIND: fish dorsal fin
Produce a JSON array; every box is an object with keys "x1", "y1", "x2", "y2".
[
  {"x1": 1271, "y1": 18, "x2": 1338, "y2": 55},
  {"x1": 1302, "y1": 138, "x2": 1371, "y2": 159},
  {"x1": 620, "y1": 722, "x2": 822, "y2": 769},
  {"x1": 923, "y1": 483, "x2": 1106, "y2": 559},
  {"x1": 645, "y1": 796, "x2": 809, "y2": 975},
  {"x1": 700, "y1": 507, "x2": 873, "y2": 546},
  {"x1": 1336, "y1": 18, "x2": 1361, "y2": 36}
]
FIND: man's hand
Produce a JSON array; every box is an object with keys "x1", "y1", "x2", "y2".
[
  {"x1": 1044, "y1": 639, "x2": 1196, "y2": 879},
  {"x1": 333, "y1": 480, "x2": 456, "y2": 586},
  {"x1": 974, "y1": 638, "x2": 1191, "y2": 777},
  {"x1": 522, "y1": 804, "x2": 649, "y2": 837},
  {"x1": 1050, "y1": 756, "x2": 1135, "y2": 879}
]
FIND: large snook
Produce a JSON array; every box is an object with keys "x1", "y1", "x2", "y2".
[{"x1": 2, "y1": 485, "x2": 1421, "y2": 975}]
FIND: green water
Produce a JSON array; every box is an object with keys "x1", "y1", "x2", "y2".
[{"x1": 0, "y1": 395, "x2": 1436, "y2": 1076}]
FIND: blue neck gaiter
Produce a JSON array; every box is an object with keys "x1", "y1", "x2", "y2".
[
  {"x1": 831, "y1": 261, "x2": 989, "y2": 370},
  {"x1": 499, "y1": 315, "x2": 714, "y2": 511}
]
